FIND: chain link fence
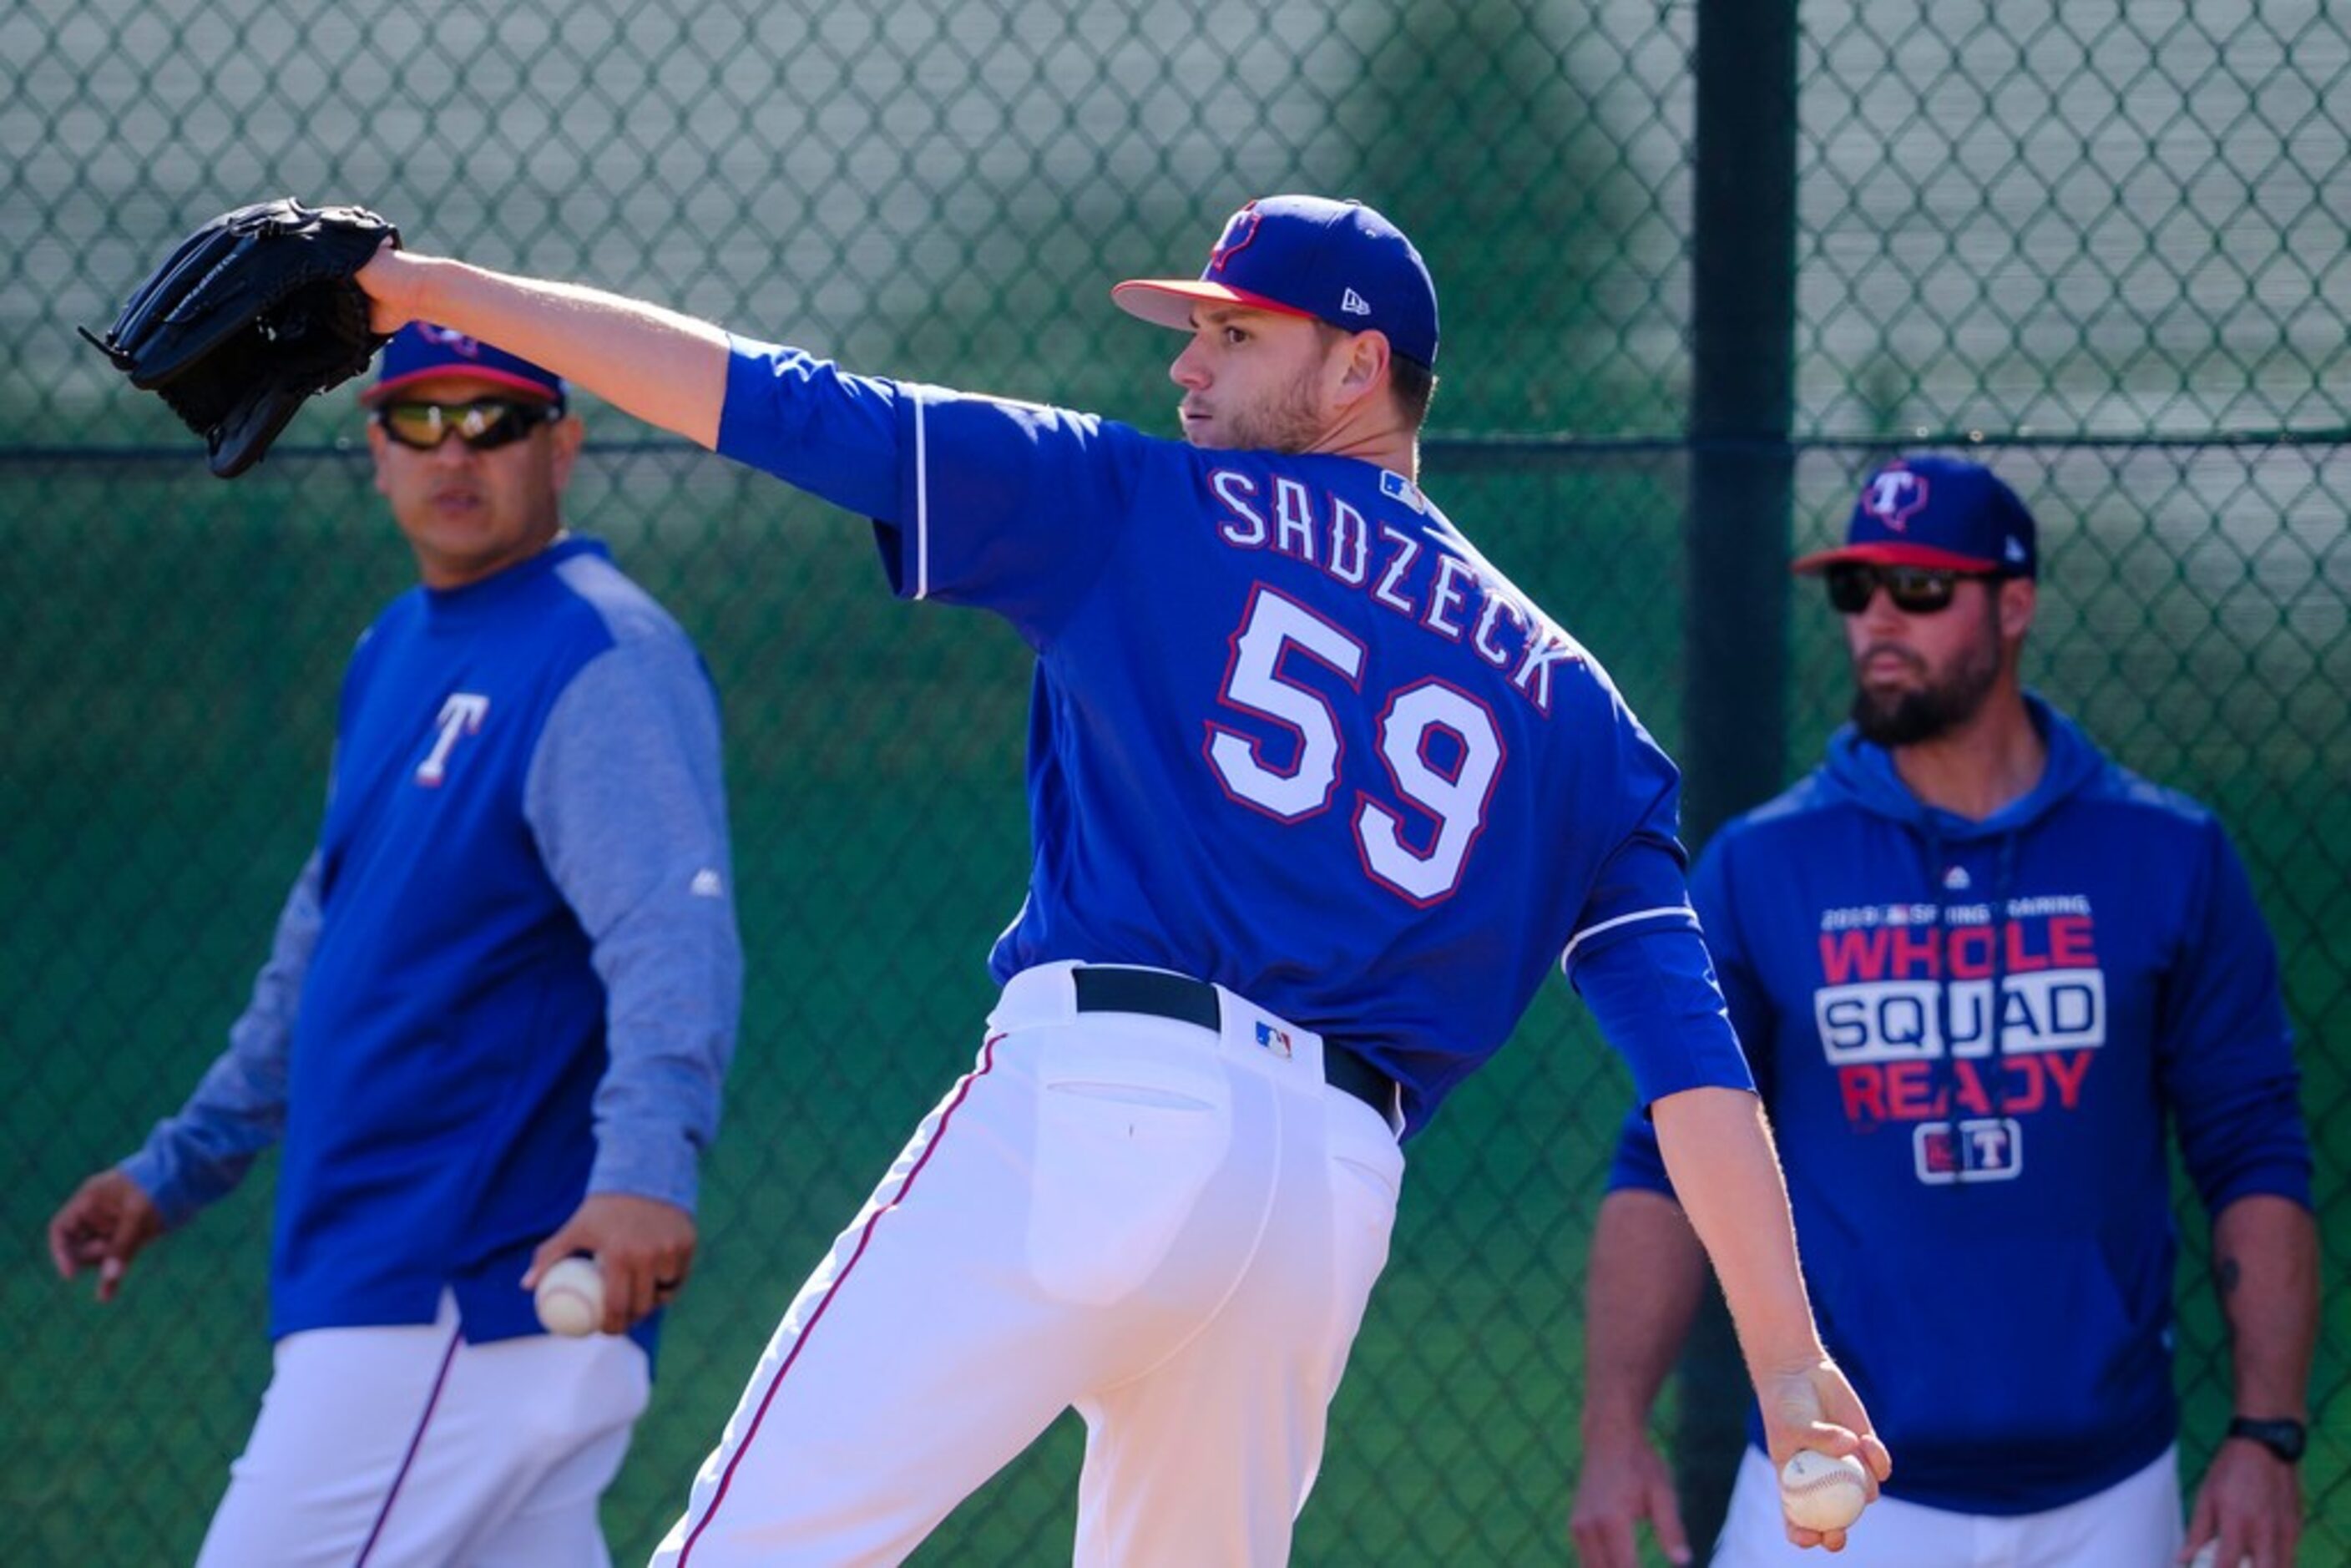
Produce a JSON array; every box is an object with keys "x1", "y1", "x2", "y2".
[{"x1": 3, "y1": 2, "x2": 2342, "y2": 1563}]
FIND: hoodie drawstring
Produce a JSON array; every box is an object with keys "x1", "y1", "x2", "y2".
[
  {"x1": 1924, "y1": 822, "x2": 1958, "y2": 1156},
  {"x1": 1929, "y1": 826, "x2": 2019, "y2": 1183},
  {"x1": 1985, "y1": 832, "x2": 2019, "y2": 1138}
]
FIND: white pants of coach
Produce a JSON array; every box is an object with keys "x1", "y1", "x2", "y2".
[
  {"x1": 195, "y1": 1289, "x2": 649, "y2": 1567},
  {"x1": 1711, "y1": 1442, "x2": 2183, "y2": 1568},
  {"x1": 655, "y1": 960, "x2": 1406, "y2": 1567}
]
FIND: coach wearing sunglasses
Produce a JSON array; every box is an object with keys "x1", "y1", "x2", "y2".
[
  {"x1": 1571, "y1": 456, "x2": 2314, "y2": 1568},
  {"x1": 48, "y1": 323, "x2": 742, "y2": 1564}
]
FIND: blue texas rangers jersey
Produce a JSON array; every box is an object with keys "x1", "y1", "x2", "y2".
[
  {"x1": 126, "y1": 539, "x2": 741, "y2": 1348},
  {"x1": 1610, "y1": 696, "x2": 2311, "y2": 1514},
  {"x1": 718, "y1": 341, "x2": 1753, "y2": 1136}
]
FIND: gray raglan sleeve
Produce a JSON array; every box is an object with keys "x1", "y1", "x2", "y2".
[
  {"x1": 524, "y1": 631, "x2": 744, "y2": 1212},
  {"x1": 120, "y1": 851, "x2": 322, "y2": 1225}
]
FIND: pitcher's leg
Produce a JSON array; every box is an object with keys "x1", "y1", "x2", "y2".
[
  {"x1": 655, "y1": 1039, "x2": 1107, "y2": 1567},
  {"x1": 1070, "y1": 1089, "x2": 1401, "y2": 1568}
]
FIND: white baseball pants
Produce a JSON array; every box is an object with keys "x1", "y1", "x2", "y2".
[
  {"x1": 1710, "y1": 1441, "x2": 2182, "y2": 1568},
  {"x1": 195, "y1": 1289, "x2": 650, "y2": 1567},
  {"x1": 655, "y1": 961, "x2": 1406, "y2": 1566}
]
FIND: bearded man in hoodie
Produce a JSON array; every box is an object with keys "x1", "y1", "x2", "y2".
[{"x1": 1567, "y1": 457, "x2": 2316, "y2": 1568}]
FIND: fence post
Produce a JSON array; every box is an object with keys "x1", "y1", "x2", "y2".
[{"x1": 1680, "y1": 0, "x2": 1800, "y2": 1552}]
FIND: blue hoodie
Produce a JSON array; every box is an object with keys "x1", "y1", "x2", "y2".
[{"x1": 1610, "y1": 695, "x2": 2310, "y2": 1515}]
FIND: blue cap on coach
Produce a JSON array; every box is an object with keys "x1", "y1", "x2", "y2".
[
  {"x1": 362, "y1": 322, "x2": 567, "y2": 408},
  {"x1": 1111, "y1": 195, "x2": 1440, "y2": 368},
  {"x1": 1792, "y1": 455, "x2": 2038, "y2": 579}
]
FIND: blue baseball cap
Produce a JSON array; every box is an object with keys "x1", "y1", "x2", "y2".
[
  {"x1": 1112, "y1": 195, "x2": 1440, "y2": 367},
  {"x1": 362, "y1": 322, "x2": 566, "y2": 407},
  {"x1": 1792, "y1": 456, "x2": 2038, "y2": 579}
]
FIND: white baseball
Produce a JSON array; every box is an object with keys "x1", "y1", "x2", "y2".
[
  {"x1": 533, "y1": 1255, "x2": 605, "y2": 1338},
  {"x1": 1778, "y1": 1449, "x2": 1870, "y2": 1533},
  {"x1": 2187, "y1": 1545, "x2": 2251, "y2": 1568}
]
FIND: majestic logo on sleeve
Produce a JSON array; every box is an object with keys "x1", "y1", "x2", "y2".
[
  {"x1": 1813, "y1": 895, "x2": 2101, "y2": 1183},
  {"x1": 415, "y1": 693, "x2": 490, "y2": 787}
]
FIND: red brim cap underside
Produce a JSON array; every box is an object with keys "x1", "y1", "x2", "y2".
[
  {"x1": 1110, "y1": 279, "x2": 1318, "y2": 332},
  {"x1": 1790, "y1": 541, "x2": 2003, "y2": 575},
  {"x1": 361, "y1": 367, "x2": 564, "y2": 406}
]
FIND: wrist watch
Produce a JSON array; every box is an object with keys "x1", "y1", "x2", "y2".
[{"x1": 2225, "y1": 1415, "x2": 2307, "y2": 1464}]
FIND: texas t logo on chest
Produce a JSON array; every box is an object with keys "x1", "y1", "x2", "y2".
[{"x1": 415, "y1": 693, "x2": 490, "y2": 787}]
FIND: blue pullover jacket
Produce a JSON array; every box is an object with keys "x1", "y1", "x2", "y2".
[
  {"x1": 1611, "y1": 695, "x2": 2310, "y2": 1514},
  {"x1": 124, "y1": 539, "x2": 742, "y2": 1353}
]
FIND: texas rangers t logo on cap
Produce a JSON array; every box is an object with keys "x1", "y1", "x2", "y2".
[
  {"x1": 418, "y1": 323, "x2": 484, "y2": 359},
  {"x1": 1863, "y1": 467, "x2": 1930, "y2": 532},
  {"x1": 366, "y1": 322, "x2": 569, "y2": 408},
  {"x1": 1788, "y1": 454, "x2": 2040, "y2": 579},
  {"x1": 1207, "y1": 206, "x2": 1264, "y2": 275},
  {"x1": 1111, "y1": 194, "x2": 1442, "y2": 367}
]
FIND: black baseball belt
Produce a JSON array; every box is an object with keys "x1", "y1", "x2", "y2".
[{"x1": 1070, "y1": 965, "x2": 1398, "y2": 1121}]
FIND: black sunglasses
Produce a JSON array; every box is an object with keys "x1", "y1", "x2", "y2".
[
  {"x1": 377, "y1": 397, "x2": 561, "y2": 453},
  {"x1": 1824, "y1": 562, "x2": 1997, "y2": 615}
]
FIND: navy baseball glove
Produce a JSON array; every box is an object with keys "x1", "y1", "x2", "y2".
[{"x1": 80, "y1": 198, "x2": 399, "y2": 478}]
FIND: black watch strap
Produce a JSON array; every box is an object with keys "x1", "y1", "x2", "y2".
[{"x1": 2226, "y1": 1415, "x2": 2307, "y2": 1464}]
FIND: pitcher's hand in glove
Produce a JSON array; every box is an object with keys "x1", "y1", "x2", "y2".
[{"x1": 80, "y1": 198, "x2": 400, "y2": 478}]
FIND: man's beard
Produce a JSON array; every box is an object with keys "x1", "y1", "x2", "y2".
[
  {"x1": 1207, "y1": 362, "x2": 1326, "y2": 453},
  {"x1": 1848, "y1": 625, "x2": 2002, "y2": 747}
]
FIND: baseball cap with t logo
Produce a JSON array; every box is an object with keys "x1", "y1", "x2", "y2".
[
  {"x1": 363, "y1": 322, "x2": 567, "y2": 409},
  {"x1": 1791, "y1": 454, "x2": 2038, "y2": 579},
  {"x1": 1111, "y1": 195, "x2": 1440, "y2": 368}
]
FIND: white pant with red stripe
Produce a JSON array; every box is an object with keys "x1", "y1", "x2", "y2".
[
  {"x1": 655, "y1": 961, "x2": 1406, "y2": 1566},
  {"x1": 195, "y1": 1289, "x2": 649, "y2": 1567}
]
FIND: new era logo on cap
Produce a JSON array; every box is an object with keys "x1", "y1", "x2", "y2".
[
  {"x1": 1110, "y1": 195, "x2": 1440, "y2": 367},
  {"x1": 1791, "y1": 455, "x2": 2039, "y2": 579}
]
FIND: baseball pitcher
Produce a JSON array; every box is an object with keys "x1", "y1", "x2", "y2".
[{"x1": 334, "y1": 193, "x2": 1887, "y2": 1565}]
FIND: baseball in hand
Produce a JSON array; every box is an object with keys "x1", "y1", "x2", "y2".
[
  {"x1": 533, "y1": 1255, "x2": 606, "y2": 1337},
  {"x1": 2187, "y1": 1545, "x2": 2250, "y2": 1568},
  {"x1": 1778, "y1": 1449, "x2": 1870, "y2": 1532}
]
